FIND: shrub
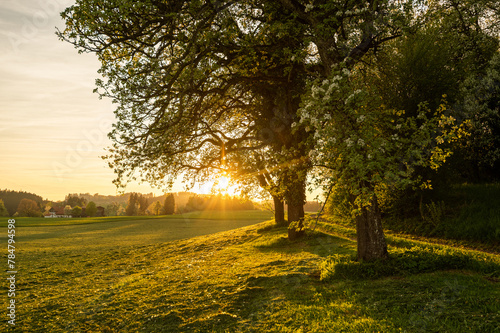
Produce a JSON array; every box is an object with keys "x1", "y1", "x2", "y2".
[{"x1": 421, "y1": 200, "x2": 446, "y2": 229}]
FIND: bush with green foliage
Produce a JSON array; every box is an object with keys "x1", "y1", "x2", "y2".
[
  {"x1": 0, "y1": 199, "x2": 9, "y2": 217},
  {"x1": 71, "y1": 206, "x2": 82, "y2": 217}
]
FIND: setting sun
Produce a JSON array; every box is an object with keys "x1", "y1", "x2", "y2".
[
  {"x1": 194, "y1": 174, "x2": 238, "y2": 196},
  {"x1": 213, "y1": 175, "x2": 237, "y2": 195}
]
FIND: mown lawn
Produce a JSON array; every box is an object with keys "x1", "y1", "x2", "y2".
[{"x1": 2, "y1": 213, "x2": 499, "y2": 332}]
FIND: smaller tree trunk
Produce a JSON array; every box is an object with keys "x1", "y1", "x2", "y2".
[
  {"x1": 287, "y1": 202, "x2": 305, "y2": 240},
  {"x1": 273, "y1": 195, "x2": 286, "y2": 226},
  {"x1": 282, "y1": 164, "x2": 308, "y2": 240},
  {"x1": 355, "y1": 195, "x2": 388, "y2": 261}
]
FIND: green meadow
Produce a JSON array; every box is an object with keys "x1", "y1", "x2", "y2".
[{"x1": 2, "y1": 211, "x2": 500, "y2": 332}]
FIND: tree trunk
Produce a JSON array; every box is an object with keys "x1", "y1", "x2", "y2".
[
  {"x1": 287, "y1": 203, "x2": 304, "y2": 224},
  {"x1": 355, "y1": 195, "x2": 388, "y2": 261},
  {"x1": 287, "y1": 202, "x2": 305, "y2": 240},
  {"x1": 284, "y1": 168, "x2": 307, "y2": 240},
  {"x1": 273, "y1": 195, "x2": 286, "y2": 226}
]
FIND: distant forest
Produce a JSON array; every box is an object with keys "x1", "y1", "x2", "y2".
[{"x1": 0, "y1": 190, "x2": 44, "y2": 216}]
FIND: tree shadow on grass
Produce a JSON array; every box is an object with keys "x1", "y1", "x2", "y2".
[
  {"x1": 252, "y1": 227, "x2": 356, "y2": 258},
  {"x1": 220, "y1": 270, "x2": 500, "y2": 333}
]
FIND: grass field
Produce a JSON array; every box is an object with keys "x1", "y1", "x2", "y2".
[{"x1": 2, "y1": 210, "x2": 500, "y2": 332}]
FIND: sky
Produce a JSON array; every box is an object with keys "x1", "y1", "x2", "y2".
[
  {"x1": 0, "y1": 0, "x2": 188, "y2": 201},
  {"x1": 0, "y1": 0, "x2": 320, "y2": 203}
]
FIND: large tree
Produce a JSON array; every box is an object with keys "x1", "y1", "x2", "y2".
[
  {"x1": 59, "y1": 0, "x2": 311, "y2": 227},
  {"x1": 59, "y1": 0, "x2": 411, "y2": 230},
  {"x1": 60, "y1": 0, "x2": 448, "y2": 252},
  {"x1": 72, "y1": 206, "x2": 83, "y2": 217},
  {"x1": 298, "y1": 0, "x2": 498, "y2": 260},
  {"x1": 65, "y1": 194, "x2": 87, "y2": 208}
]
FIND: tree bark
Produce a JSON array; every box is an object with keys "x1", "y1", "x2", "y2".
[
  {"x1": 287, "y1": 202, "x2": 304, "y2": 224},
  {"x1": 273, "y1": 195, "x2": 286, "y2": 226},
  {"x1": 287, "y1": 202, "x2": 305, "y2": 240},
  {"x1": 284, "y1": 168, "x2": 307, "y2": 240},
  {"x1": 355, "y1": 195, "x2": 388, "y2": 261}
]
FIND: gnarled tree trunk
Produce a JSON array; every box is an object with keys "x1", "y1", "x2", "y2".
[{"x1": 355, "y1": 194, "x2": 388, "y2": 261}]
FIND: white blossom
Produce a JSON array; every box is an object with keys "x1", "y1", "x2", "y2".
[
  {"x1": 311, "y1": 85, "x2": 324, "y2": 98},
  {"x1": 345, "y1": 138, "x2": 353, "y2": 147},
  {"x1": 332, "y1": 74, "x2": 343, "y2": 82},
  {"x1": 345, "y1": 89, "x2": 363, "y2": 104},
  {"x1": 357, "y1": 115, "x2": 366, "y2": 123},
  {"x1": 305, "y1": 3, "x2": 314, "y2": 12},
  {"x1": 358, "y1": 138, "x2": 365, "y2": 146}
]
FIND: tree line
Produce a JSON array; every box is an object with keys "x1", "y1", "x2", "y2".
[{"x1": 0, "y1": 190, "x2": 257, "y2": 217}]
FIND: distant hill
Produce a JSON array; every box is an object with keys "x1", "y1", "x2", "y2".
[{"x1": 0, "y1": 189, "x2": 44, "y2": 216}]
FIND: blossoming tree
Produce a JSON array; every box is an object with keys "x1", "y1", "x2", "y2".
[{"x1": 300, "y1": 63, "x2": 468, "y2": 260}]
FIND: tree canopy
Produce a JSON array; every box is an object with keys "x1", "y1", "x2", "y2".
[
  {"x1": 59, "y1": 0, "x2": 422, "y2": 226},
  {"x1": 16, "y1": 199, "x2": 42, "y2": 217}
]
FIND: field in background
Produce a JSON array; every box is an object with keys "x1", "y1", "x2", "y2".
[
  {"x1": 0, "y1": 210, "x2": 273, "y2": 227},
  {"x1": 1, "y1": 210, "x2": 273, "y2": 252},
  {"x1": 2, "y1": 209, "x2": 499, "y2": 332}
]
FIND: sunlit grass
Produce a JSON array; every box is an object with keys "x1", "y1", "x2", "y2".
[{"x1": 2, "y1": 214, "x2": 499, "y2": 332}]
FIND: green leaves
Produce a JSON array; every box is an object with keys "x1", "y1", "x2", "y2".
[{"x1": 301, "y1": 59, "x2": 468, "y2": 211}]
